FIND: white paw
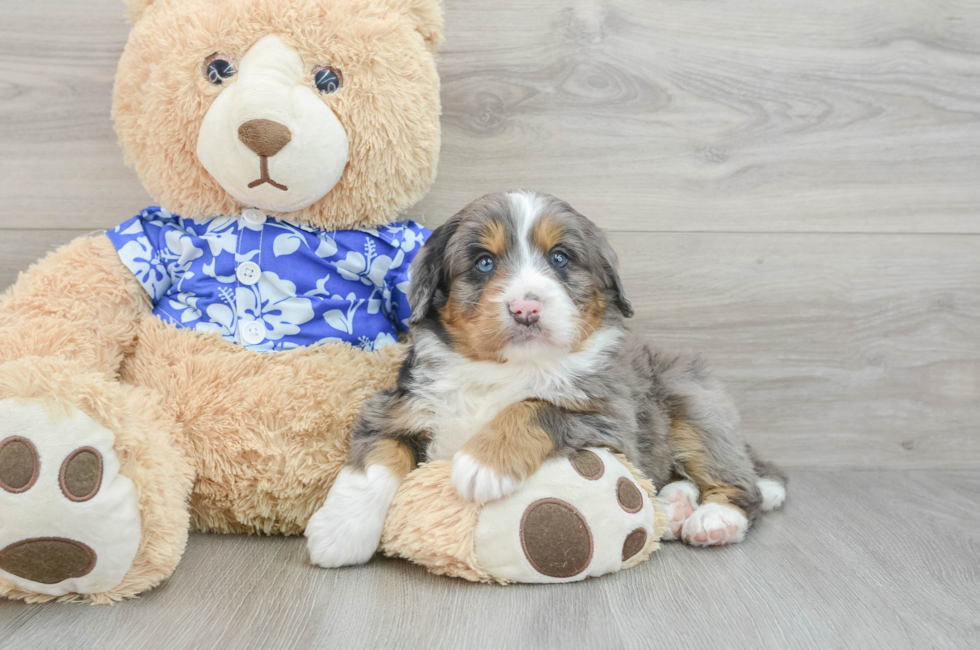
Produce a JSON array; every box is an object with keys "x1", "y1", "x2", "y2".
[
  {"x1": 451, "y1": 453, "x2": 519, "y2": 504},
  {"x1": 681, "y1": 502, "x2": 748, "y2": 547},
  {"x1": 305, "y1": 466, "x2": 399, "y2": 568},
  {"x1": 757, "y1": 478, "x2": 786, "y2": 511},
  {"x1": 658, "y1": 480, "x2": 699, "y2": 541},
  {"x1": 0, "y1": 400, "x2": 141, "y2": 596}
]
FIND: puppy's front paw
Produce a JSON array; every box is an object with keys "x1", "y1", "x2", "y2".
[
  {"x1": 681, "y1": 502, "x2": 748, "y2": 547},
  {"x1": 305, "y1": 466, "x2": 398, "y2": 568},
  {"x1": 451, "y1": 453, "x2": 520, "y2": 503}
]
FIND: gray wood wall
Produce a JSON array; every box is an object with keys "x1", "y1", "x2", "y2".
[{"x1": 1, "y1": 0, "x2": 977, "y2": 470}]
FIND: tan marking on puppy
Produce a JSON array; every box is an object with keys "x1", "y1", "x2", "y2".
[
  {"x1": 439, "y1": 276, "x2": 509, "y2": 362},
  {"x1": 669, "y1": 420, "x2": 747, "y2": 516},
  {"x1": 459, "y1": 400, "x2": 556, "y2": 481},
  {"x1": 573, "y1": 289, "x2": 607, "y2": 351},
  {"x1": 364, "y1": 439, "x2": 416, "y2": 480},
  {"x1": 531, "y1": 214, "x2": 563, "y2": 252},
  {"x1": 480, "y1": 219, "x2": 508, "y2": 257}
]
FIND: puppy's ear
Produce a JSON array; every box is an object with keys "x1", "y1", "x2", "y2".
[
  {"x1": 597, "y1": 235, "x2": 634, "y2": 318},
  {"x1": 408, "y1": 216, "x2": 461, "y2": 325}
]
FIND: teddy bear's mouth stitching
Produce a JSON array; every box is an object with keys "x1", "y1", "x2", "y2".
[{"x1": 247, "y1": 156, "x2": 288, "y2": 191}]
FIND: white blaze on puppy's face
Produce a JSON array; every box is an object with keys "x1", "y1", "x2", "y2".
[
  {"x1": 497, "y1": 192, "x2": 581, "y2": 360},
  {"x1": 196, "y1": 34, "x2": 350, "y2": 214},
  {"x1": 417, "y1": 191, "x2": 629, "y2": 366}
]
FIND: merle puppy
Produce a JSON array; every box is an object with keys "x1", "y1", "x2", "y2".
[{"x1": 306, "y1": 191, "x2": 787, "y2": 567}]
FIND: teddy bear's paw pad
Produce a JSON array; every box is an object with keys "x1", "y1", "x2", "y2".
[
  {"x1": 680, "y1": 502, "x2": 748, "y2": 547},
  {"x1": 658, "y1": 480, "x2": 699, "y2": 541},
  {"x1": 474, "y1": 448, "x2": 658, "y2": 583},
  {"x1": 0, "y1": 400, "x2": 141, "y2": 597}
]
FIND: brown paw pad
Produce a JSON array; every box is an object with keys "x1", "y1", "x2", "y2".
[
  {"x1": 520, "y1": 498, "x2": 594, "y2": 578},
  {"x1": 616, "y1": 477, "x2": 643, "y2": 513},
  {"x1": 622, "y1": 528, "x2": 647, "y2": 561},
  {"x1": 570, "y1": 450, "x2": 604, "y2": 480},
  {"x1": 0, "y1": 537, "x2": 97, "y2": 584},
  {"x1": 60, "y1": 447, "x2": 103, "y2": 502},
  {"x1": 0, "y1": 436, "x2": 40, "y2": 494}
]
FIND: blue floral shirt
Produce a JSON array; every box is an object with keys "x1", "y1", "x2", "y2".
[{"x1": 107, "y1": 207, "x2": 430, "y2": 353}]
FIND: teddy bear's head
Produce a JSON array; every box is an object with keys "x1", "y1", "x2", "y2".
[{"x1": 113, "y1": 0, "x2": 442, "y2": 230}]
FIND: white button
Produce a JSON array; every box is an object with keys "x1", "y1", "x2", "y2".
[
  {"x1": 241, "y1": 321, "x2": 265, "y2": 345},
  {"x1": 242, "y1": 208, "x2": 266, "y2": 225},
  {"x1": 237, "y1": 261, "x2": 261, "y2": 285}
]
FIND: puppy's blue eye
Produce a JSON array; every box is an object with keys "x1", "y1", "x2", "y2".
[
  {"x1": 476, "y1": 256, "x2": 495, "y2": 273},
  {"x1": 314, "y1": 67, "x2": 342, "y2": 94},
  {"x1": 550, "y1": 251, "x2": 568, "y2": 269},
  {"x1": 205, "y1": 56, "x2": 236, "y2": 85}
]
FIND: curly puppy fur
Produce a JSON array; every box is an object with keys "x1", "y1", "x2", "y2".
[{"x1": 341, "y1": 192, "x2": 786, "y2": 555}]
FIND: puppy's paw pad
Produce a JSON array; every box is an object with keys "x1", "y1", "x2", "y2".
[
  {"x1": 658, "y1": 480, "x2": 699, "y2": 541},
  {"x1": 681, "y1": 503, "x2": 747, "y2": 547},
  {"x1": 451, "y1": 453, "x2": 519, "y2": 504}
]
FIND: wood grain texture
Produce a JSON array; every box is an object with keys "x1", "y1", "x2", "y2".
[
  {"x1": 2, "y1": 230, "x2": 975, "y2": 469},
  {"x1": 2, "y1": 0, "x2": 980, "y2": 232},
  {"x1": 0, "y1": 470, "x2": 977, "y2": 650}
]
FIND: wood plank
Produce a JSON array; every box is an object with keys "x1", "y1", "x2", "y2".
[
  {"x1": 609, "y1": 231, "x2": 980, "y2": 469},
  {"x1": 2, "y1": 0, "x2": 980, "y2": 233},
  {"x1": 0, "y1": 230, "x2": 92, "y2": 292},
  {"x1": 2, "y1": 230, "x2": 976, "y2": 470},
  {"x1": 1, "y1": 470, "x2": 977, "y2": 649}
]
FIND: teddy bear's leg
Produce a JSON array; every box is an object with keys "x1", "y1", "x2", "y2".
[
  {"x1": 0, "y1": 365, "x2": 193, "y2": 603},
  {"x1": 0, "y1": 236, "x2": 193, "y2": 602},
  {"x1": 381, "y1": 449, "x2": 666, "y2": 584}
]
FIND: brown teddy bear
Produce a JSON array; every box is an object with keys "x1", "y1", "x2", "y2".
[{"x1": 0, "y1": 0, "x2": 662, "y2": 603}]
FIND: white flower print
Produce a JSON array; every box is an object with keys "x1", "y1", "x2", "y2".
[
  {"x1": 108, "y1": 209, "x2": 430, "y2": 353},
  {"x1": 167, "y1": 291, "x2": 203, "y2": 323},
  {"x1": 336, "y1": 240, "x2": 403, "y2": 288},
  {"x1": 236, "y1": 272, "x2": 315, "y2": 342},
  {"x1": 116, "y1": 237, "x2": 170, "y2": 300},
  {"x1": 323, "y1": 292, "x2": 364, "y2": 335}
]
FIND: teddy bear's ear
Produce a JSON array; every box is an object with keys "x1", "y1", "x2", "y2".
[
  {"x1": 394, "y1": 0, "x2": 444, "y2": 53},
  {"x1": 123, "y1": 0, "x2": 156, "y2": 23}
]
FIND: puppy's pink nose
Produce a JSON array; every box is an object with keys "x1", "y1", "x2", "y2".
[{"x1": 510, "y1": 298, "x2": 542, "y2": 325}]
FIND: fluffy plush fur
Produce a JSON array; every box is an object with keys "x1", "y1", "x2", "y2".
[
  {"x1": 311, "y1": 191, "x2": 786, "y2": 565},
  {"x1": 114, "y1": 0, "x2": 441, "y2": 229},
  {"x1": 0, "y1": 0, "x2": 442, "y2": 602}
]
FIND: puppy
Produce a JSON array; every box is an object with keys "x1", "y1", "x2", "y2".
[{"x1": 306, "y1": 191, "x2": 787, "y2": 567}]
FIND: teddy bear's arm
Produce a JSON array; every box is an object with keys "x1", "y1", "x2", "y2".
[{"x1": 0, "y1": 234, "x2": 151, "y2": 376}]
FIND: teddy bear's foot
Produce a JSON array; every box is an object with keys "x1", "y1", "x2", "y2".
[
  {"x1": 658, "y1": 480, "x2": 699, "y2": 541},
  {"x1": 0, "y1": 401, "x2": 141, "y2": 596},
  {"x1": 473, "y1": 448, "x2": 663, "y2": 583},
  {"x1": 681, "y1": 502, "x2": 748, "y2": 547}
]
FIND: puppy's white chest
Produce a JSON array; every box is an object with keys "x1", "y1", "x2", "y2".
[{"x1": 421, "y1": 380, "x2": 527, "y2": 462}]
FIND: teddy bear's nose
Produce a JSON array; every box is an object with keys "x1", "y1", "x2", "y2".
[{"x1": 238, "y1": 119, "x2": 292, "y2": 157}]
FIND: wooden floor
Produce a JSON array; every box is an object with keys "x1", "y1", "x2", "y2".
[
  {"x1": 1, "y1": 470, "x2": 977, "y2": 650},
  {"x1": 1, "y1": 0, "x2": 978, "y2": 647}
]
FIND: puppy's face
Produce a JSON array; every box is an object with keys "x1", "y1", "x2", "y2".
[{"x1": 409, "y1": 191, "x2": 632, "y2": 362}]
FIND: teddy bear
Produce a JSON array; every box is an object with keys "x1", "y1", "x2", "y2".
[{"x1": 0, "y1": 0, "x2": 663, "y2": 603}]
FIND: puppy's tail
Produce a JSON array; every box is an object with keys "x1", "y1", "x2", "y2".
[{"x1": 747, "y1": 445, "x2": 788, "y2": 512}]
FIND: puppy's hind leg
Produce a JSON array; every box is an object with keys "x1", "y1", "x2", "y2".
[{"x1": 670, "y1": 420, "x2": 760, "y2": 547}]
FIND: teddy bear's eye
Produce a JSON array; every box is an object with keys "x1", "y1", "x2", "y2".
[
  {"x1": 203, "y1": 54, "x2": 237, "y2": 86},
  {"x1": 313, "y1": 67, "x2": 342, "y2": 94}
]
